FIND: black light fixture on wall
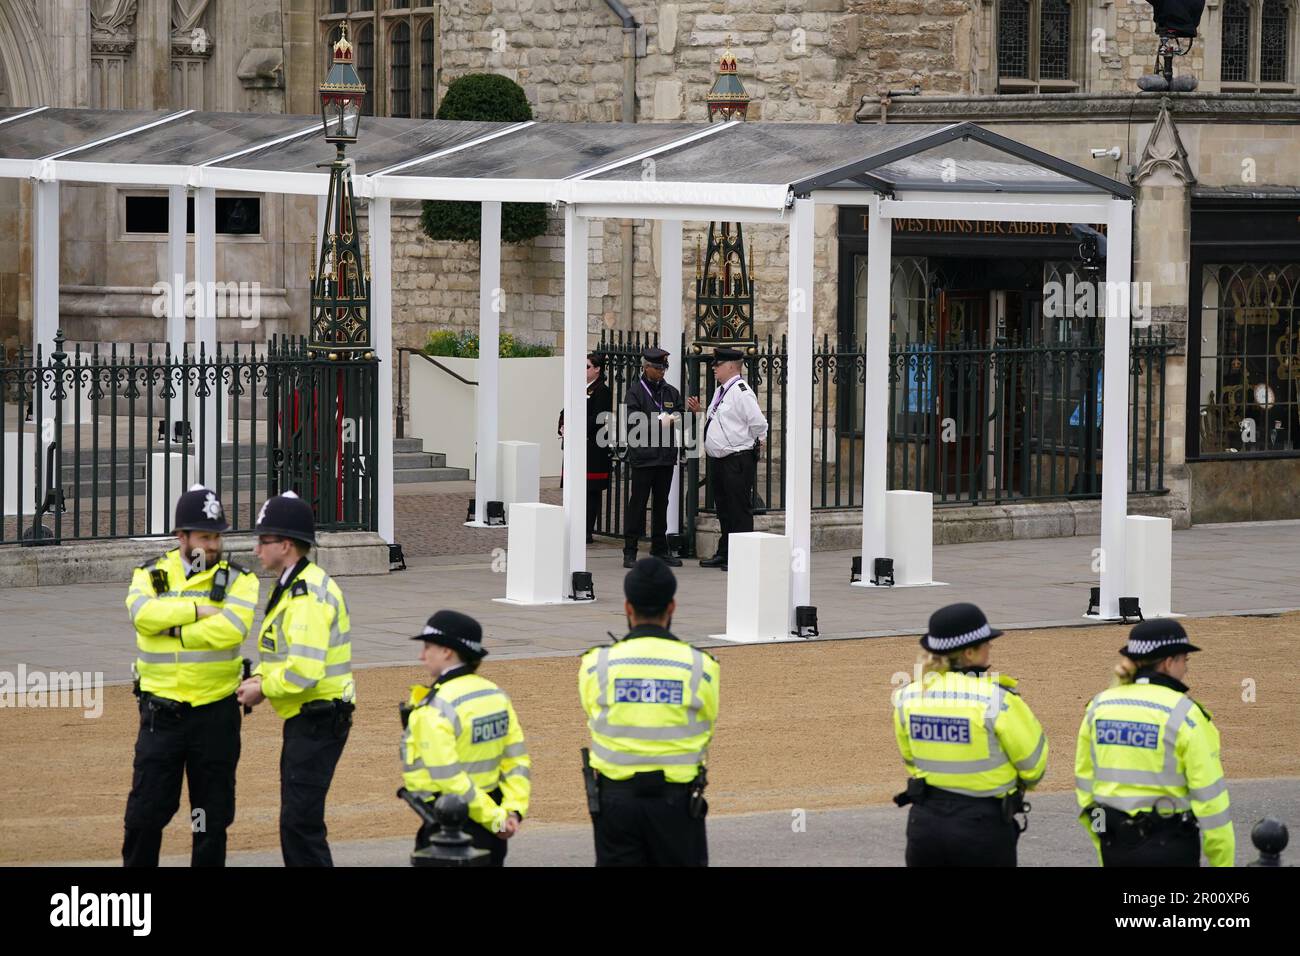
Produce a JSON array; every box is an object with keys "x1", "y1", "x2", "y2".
[{"x1": 1139, "y1": 1, "x2": 1206, "y2": 91}]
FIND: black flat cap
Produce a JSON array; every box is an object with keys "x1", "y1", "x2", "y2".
[
  {"x1": 711, "y1": 347, "x2": 744, "y2": 363},
  {"x1": 641, "y1": 347, "x2": 670, "y2": 368}
]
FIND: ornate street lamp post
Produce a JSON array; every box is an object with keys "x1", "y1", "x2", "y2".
[
  {"x1": 312, "y1": 23, "x2": 371, "y2": 355},
  {"x1": 274, "y1": 24, "x2": 378, "y2": 531},
  {"x1": 693, "y1": 45, "x2": 757, "y2": 351}
]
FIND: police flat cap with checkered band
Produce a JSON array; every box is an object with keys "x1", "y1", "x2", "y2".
[
  {"x1": 919, "y1": 602, "x2": 1003, "y2": 653},
  {"x1": 412, "y1": 609, "x2": 488, "y2": 661},
  {"x1": 1120, "y1": 618, "x2": 1200, "y2": 660}
]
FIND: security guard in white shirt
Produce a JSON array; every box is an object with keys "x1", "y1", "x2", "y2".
[{"x1": 686, "y1": 347, "x2": 768, "y2": 571}]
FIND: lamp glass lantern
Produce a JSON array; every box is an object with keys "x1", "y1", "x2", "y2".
[{"x1": 320, "y1": 25, "x2": 365, "y2": 144}]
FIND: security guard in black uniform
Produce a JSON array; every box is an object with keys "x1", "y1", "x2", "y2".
[
  {"x1": 622, "y1": 346, "x2": 684, "y2": 569},
  {"x1": 579, "y1": 558, "x2": 720, "y2": 866},
  {"x1": 686, "y1": 347, "x2": 768, "y2": 570},
  {"x1": 123, "y1": 485, "x2": 259, "y2": 867},
  {"x1": 237, "y1": 492, "x2": 355, "y2": 867}
]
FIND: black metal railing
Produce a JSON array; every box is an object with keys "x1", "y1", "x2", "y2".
[
  {"x1": 0, "y1": 331, "x2": 377, "y2": 545},
  {"x1": 591, "y1": 328, "x2": 1172, "y2": 543}
]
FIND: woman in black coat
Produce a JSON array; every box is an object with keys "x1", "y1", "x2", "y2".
[{"x1": 558, "y1": 353, "x2": 613, "y2": 543}]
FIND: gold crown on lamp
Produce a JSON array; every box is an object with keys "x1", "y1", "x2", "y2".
[{"x1": 333, "y1": 24, "x2": 353, "y2": 63}]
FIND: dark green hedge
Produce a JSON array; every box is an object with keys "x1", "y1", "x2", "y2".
[{"x1": 420, "y1": 73, "x2": 548, "y2": 245}]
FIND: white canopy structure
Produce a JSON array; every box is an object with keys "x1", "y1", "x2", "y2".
[{"x1": 0, "y1": 106, "x2": 1136, "y2": 622}]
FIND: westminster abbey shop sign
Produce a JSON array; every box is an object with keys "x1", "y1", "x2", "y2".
[{"x1": 837, "y1": 208, "x2": 1107, "y2": 258}]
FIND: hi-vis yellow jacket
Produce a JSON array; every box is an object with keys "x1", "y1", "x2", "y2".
[
  {"x1": 401, "y1": 669, "x2": 531, "y2": 832},
  {"x1": 1075, "y1": 673, "x2": 1234, "y2": 866},
  {"x1": 893, "y1": 670, "x2": 1049, "y2": 798},
  {"x1": 253, "y1": 559, "x2": 354, "y2": 719},
  {"x1": 579, "y1": 626, "x2": 720, "y2": 784},
  {"x1": 127, "y1": 548, "x2": 259, "y2": 706}
]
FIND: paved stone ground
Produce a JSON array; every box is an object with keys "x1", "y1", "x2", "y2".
[
  {"x1": 7, "y1": 514, "x2": 1300, "y2": 684},
  {"x1": 52, "y1": 778, "x2": 1296, "y2": 868}
]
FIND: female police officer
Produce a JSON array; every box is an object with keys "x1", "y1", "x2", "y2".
[
  {"x1": 1074, "y1": 619, "x2": 1234, "y2": 866},
  {"x1": 892, "y1": 602, "x2": 1049, "y2": 866}
]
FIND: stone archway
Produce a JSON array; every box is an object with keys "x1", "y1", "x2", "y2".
[{"x1": 0, "y1": 0, "x2": 54, "y2": 108}]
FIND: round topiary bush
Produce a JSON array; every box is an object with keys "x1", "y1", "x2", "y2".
[{"x1": 420, "y1": 74, "x2": 549, "y2": 244}]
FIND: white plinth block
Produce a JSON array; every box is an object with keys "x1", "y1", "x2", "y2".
[
  {"x1": 3, "y1": 432, "x2": 38, "y2": 516},
  {"x1": 497, "y1": 440, "x2": 540, "y2": 522},
  {"x1": 504, "y1": 503, "x2": 566, "y2": 604},
  {"x1": 1125, "y1": 515, "x2": 1172, "y2": 618},
  {"x1": 886, "y1": 490, "x2": 934, "y2": 585},
  {"x1": 718, "y1": 532, "x2": 792, "y2": 643},
  {"x1": 148, "y1": 452, "x2": 197, "y2": 535}
]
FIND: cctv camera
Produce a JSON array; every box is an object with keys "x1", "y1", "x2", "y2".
[{"x1": 1090, "y1": 147, "x2": 1122, "y2": 161}]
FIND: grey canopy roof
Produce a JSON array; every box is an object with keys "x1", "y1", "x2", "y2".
[{"x1": 0, "y1": 105, "x2": 1132, "y2": 206}]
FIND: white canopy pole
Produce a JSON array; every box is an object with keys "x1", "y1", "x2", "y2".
[
  {"x1": 660, "y1": 219, "x2": 683, "y2": 536},
  {"x1": 33, "y1": 180, "x2": 59, "y2": 363},
  {"x1": 33, "y1": 178, "x2": 59, "y2": 497},
  {"x1": 166, "y1": 185, "x2": 187, "y2": 433},
  {"x1": 563, "y1": 204, "x2": 590, "y2": 578},
  {"x1": 1099, "y1": 198, "x2": 1134, "y2": 618},
  {"x1": 475, "y1": 201, "x2": 502, "y2": 524},
  {"x1": 193, "y1": 186, "x2": 217, "y2": 487},
  {"x1": 369, "y1": 196, "x2": 395, "y2": 544},
  {"x1": 786, "y1": 197, "x2": 815, "y2": 624},
  {"x1": 858, "y1": 194, "x2": 892, "y2": 582}
]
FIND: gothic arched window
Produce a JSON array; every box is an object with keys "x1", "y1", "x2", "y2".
[
  {"x1": 997, "y1": 0, "x2": 1077, "y2": 90},
  {"x1": 390, "y1": 21, "x2": 411, "y2": 118},
  {"x1": 1222, "y1": 0, "x2": 1252, "y2": 82},
  {"x1": 1261, "y1": 0, "x2": 1292, "y2": 82},
  {"x1": 420, "y1": 20, "x2": 436, "y2": 119}
]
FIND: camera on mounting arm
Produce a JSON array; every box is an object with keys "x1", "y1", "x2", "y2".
[
  {"x1": 1071, "y1": 224, "x2": 1107, "y2": 277},
  {"x1": 1138, "y1": 1, "x2": 1206, "y2": 91}
]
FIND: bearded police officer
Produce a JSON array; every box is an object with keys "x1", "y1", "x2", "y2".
[
  {"x1": 622, "y1": 346, "x2": 684, "y2": 569},
  {"x1": 892, "y1": 603, "x2": 1049, "y2": 867},
  {"x1": 401, "y1": 610, "x2": 532, "y2": 867},
  {"x1": 686, "y1": 347, "x2": 768, "y2": 571},
  {"x1": 236, "y1": 492, "x2": 355, "y2": 867},
  {"x1": 1075, "y1": 619, "x2": 1234, "y2": 867},
  {"x1": 123, "y1": 485, "x2": 259, "y2": 867},
  {"x1": 579, "y1": 557, "x2": 719, "y2": 866}
]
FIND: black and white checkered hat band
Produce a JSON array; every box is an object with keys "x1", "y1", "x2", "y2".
[
  {"x1": 1127, "y1": 635, "x2": 1185, "y2": 656},
  {"x1": 927, "y1": 623, "x2": 991, "y2": 651}
]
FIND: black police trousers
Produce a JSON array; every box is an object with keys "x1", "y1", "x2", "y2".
[
  {"x1": 122, "y1": 693, "x2": 241, "y2": 867},
  {"x1": 592, "y1": 775, "x2": 707, "y2": 867},
  {"x1": 905, "y1": 790, "x2": 1019, "y2": 867},
  {"x1": 1100, "y1": 814, "x2": 1201, "y2": 867},
  {"x1": 709, "y1": 450, "x2": 756, "y2": 557},
  {"x1": 279, "y1": 704, "x2": 351, "y2": 867},
  {"x1": 624, "y1": 465, "x2": 674, "y2": 556},
  {"x1": 416, "y1": 788, "x2": 509, "y2": 867}
]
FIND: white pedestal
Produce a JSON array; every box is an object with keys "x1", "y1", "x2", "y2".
[
  {"x1": 3, "y1": 432, "x2": 38, "y2": 516},
  {"x1": 148, "y1": 452, "x2": 197, "y2": 535},
  {"x1": 497, "y1": 440, "x2": 540, "y2": 523},
  {"x1": 885, "y1": 490, "x2": 934, "y2": 585},
  {"x1": 711, "y1": 532, "x2": 793, "y2": 644},
  {"x1": 1126, "y1": 514, "x2": 1173, "y2": 618},
  {"x1": 499, "y1": 503, "x2": 566, "y2": 604}
]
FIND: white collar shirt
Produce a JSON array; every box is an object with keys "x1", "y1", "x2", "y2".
[{"x1": 703, "y1": 373, "x2": 769, "y2": 458}]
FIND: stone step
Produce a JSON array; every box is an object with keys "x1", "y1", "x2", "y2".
[
  {"x1": 393, "y1": 451, "x2": 448, "y2": 469},
  {"x1": 393, "y1": 466, "x2": 469, "y2": 483}
]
